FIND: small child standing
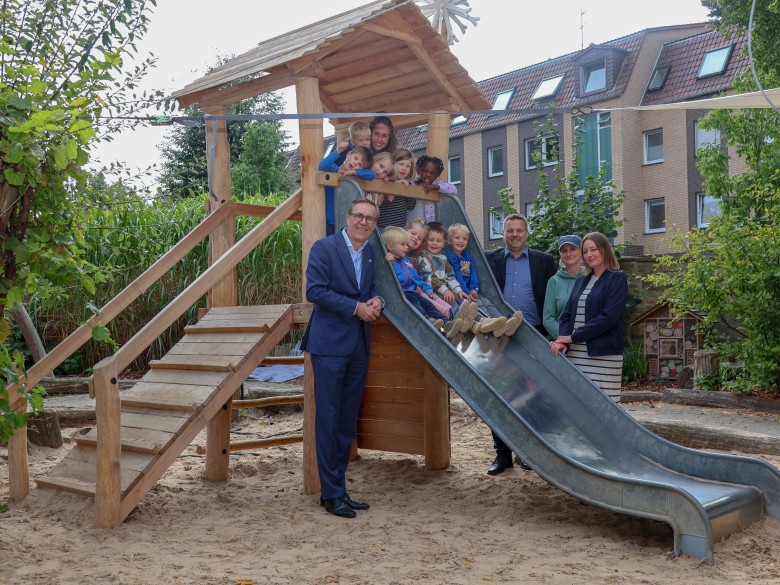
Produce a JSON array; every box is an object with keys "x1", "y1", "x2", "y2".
[
  {"x1": 408, "y1": 155, "x2": 457, "y2": 224},
  {"x1": 376, "y1": 148, "x2": 417, "y2": 228},
  {"x1": 382, "y1": 227, "x2": 471, "y2": 340},
  {"x1": 319, "y1": 146, "x2": 375, "y2": 235},
  {"x1": 446, "y1": 223, "x2": 523, "y2": 337}
]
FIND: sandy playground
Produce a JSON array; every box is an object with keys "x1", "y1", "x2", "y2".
[{"x1": 2, "y1": 400, "x2": 780, "y2": 585}]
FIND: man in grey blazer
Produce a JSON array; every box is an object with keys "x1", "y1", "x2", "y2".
[{"x1": 484, "y1": 213, "x2": 556, "y2": 475}]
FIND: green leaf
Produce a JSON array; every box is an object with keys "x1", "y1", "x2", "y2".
[
  {"x1": 7, "y1": 143, "x2": 24, "y2": 164},
  {"x1": 53, "y1": 146, "x2": 68, "y2": 169},
  {"x1": 91, "y1": 324, "x2": 111, "y2": 342},
  {"x1": 3, "y1": 167, "x2": 25, "y2": 186}
]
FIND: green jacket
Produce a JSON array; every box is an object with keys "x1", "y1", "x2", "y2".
[{"x1": 543, "y1": 267, "x2": 584, "y2": 339}]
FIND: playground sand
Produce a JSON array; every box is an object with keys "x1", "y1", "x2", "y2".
[{"x1": 2, "y1": 406, "x2": 780, "y2": 584}]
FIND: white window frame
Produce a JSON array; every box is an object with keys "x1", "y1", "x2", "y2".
[
  {"x1": 582, "y1": 60, "x2": 606, "y2": 94},
  {"x1": 488, "y1": 146, "x2": 504, "y2": 177},
  {"x1": 643, "y1": 128, "x2": 664, "y2": 164},
  {"x1": 448, "y1": 155, "x2": 462, "y2": 185},
  {"x1": 645, "y1": 198, "x2": 666, "y2": 233},
  {"x1": 525, "y1": 135, "x2": 559, "y2": 170},
  {"x1": 697, "y1": 192, "x2": 720, "y2": 228},
  {"x1": 492, "y1": 89, "x2": 514, "y2": 111},
  {"x1": 488, "y1": 207, "x2": 505, "y2": 239},
  {"x1": 531, "y1": 75, "x2": 564, "y2": 101},
  {"x1": 698, "y1": 46, "x2": 732, "y2": 78},
  {"x1": 694, "y1": 120, "x2": 721, "y2": 152},
  {"x1": 647, "y1": 66, "x2": 670, "y2": 91}
]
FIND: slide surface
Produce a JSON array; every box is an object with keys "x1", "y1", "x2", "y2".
[{"x1": 336, "y1": 182, "x2": 780, "y2": 561}]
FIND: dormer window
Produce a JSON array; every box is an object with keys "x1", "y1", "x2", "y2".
[
  {"x1": 582, "y1": 61, "x2": 606, "y2": 94},
  {"x1": 698, "y1": 46, "x2": 732, "y2": 78},
  {"x1": 492, "y1": 89, "x2": 514, "y2": 111},
  {"x1": 450, "y1": 115, "x2": 467, "y2": 126},
  {"x1": 532, "y1": 75, "x2": 564, "y2": 101},
  {"x1": 648, "y1": 66, "x2": 670, "y2": 91}
]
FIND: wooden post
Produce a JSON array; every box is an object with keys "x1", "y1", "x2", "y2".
[
  {"x1": 423, "y1": 363, "x2": 450, "y2": 470},
  {"x1": 94, "y1": 359, "x2": 121, "y2": 528},
  {"x1": 693, "y1": 349, "x2": 720, "y2": 390},
  {"x1": 296, "y1": 76, "x2": 324, "y2": 496},
  {"x1": 204, "y1": 104, "x2": 236, "y2": 482},
  {"x1": 8, "y1": 392, "x2": 29, "y2": 502},
  {"x1": 426, "y1": 111, "x2": 451, "y2": 181}
]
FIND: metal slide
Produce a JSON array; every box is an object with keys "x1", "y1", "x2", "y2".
[{"x1": 336, "y1": 182, "x2": 780, "y2": 562}]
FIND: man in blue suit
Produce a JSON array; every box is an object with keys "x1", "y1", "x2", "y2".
[{"x1": 301, "y1": 198, "x2": 384, "y2": 518}]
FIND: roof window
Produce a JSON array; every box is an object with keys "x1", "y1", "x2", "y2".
[
  {"x1": 647, "y1": 66, "x2": 670, "y2": 91},
  {"x1": 492, "y1": 89, "x2": 514, "y2": 111},
  {"x1": 531, "y1": 75, "x2": 564, "y2": 101},
  {"x1": 698, "y1": 46, "x2": 732, "y2": 78}
]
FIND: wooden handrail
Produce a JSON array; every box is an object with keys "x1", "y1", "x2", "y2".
[
  {"x1": 6, "y1": 202, "x2": 234, "y2": 397},
  {"x1": 317, "y1": 171, "x2": 441, "y2": 202},
  {"x1": 234, "y1": 202, "x2": 302, "y2": 222},
  {"x1": 108, "y1": 189, "x2": 303, "y2": 375}
]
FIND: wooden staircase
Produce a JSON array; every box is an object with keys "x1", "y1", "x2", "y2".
[{"x1": 36, "y1": 304, "x2": 294, "y2": 521}]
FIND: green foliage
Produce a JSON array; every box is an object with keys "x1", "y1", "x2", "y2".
[
  {"x1": 693, "y1": 371, "x2": 721, "y2": 392},
  {"x1": 499, "y1": 116, "x2": 625, "y2": 254},
  {"x1": 646, "y1": 76, "x2": 780, "y2": 391},
  {"x1": 28, "y1": 189, "x2": 303, "y2": 373},
  {"x1": 0, "y1": 0, "x2": 158, "y2": 440},
  {"x1": 158, "y1": 82, "x2": 292, "y2": 198},
  {"x1": 622, "y1": 338, "x2": 648, "y2": 384}
]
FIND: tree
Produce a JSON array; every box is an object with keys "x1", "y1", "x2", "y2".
[
  {"x1": 157, "y1": 85, "x2": 291, "y2": 198},
  {"x1": 1, "y1": 0, "x2": 158, "y2": 442},
  {"x1": 500, "y1": 115, "x2": 625, "y2": 254},
  {"x1": 646, "y1": 74, "x2": 780, "y2": 390}
]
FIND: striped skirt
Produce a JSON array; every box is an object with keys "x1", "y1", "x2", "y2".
[{"x1": 567, "y1": 342, "x2": 623, "y2": 402}]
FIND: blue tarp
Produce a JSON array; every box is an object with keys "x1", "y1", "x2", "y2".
[{"x1": 247, "y1": 364, "x2": 304, "y2": 382}]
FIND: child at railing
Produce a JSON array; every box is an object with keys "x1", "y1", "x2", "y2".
[
  {"x1": 376, "y1": 148, "x2": 417, "y2": 228},
  {"x1": 407, "y1": 155, "x2": 457, "y2": 224},
  {"x1": 319, "y1": 145, "x2": 375, "y2": 235},
  {"x1": 364, "y1": 151, "x2": 395, "y2": 208}
]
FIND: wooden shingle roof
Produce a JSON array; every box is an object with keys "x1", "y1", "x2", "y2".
[{"x1": 171, "y1": 0, "x2": 489, "y2": 130}]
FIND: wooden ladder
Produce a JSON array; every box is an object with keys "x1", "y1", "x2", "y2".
[{"x1": 36, "y1": 304, "x2": 294, "y2": 521}]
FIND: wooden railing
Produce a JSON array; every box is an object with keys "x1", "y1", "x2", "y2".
[{"x1": 93, "y1": 189, "x2": 303, "y2": 526}]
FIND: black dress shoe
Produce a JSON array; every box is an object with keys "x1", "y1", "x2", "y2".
[
  {"x1": 322, "y1": 496, "x2": 356, "y2": 518},
  {"x1": 487, "y1": 454, "x2": 514, "y2": 475},
  {"x1": 344, "y1": 494, "x2": 369, "y2": 510},
  {"x1": 514, "y1": 455, "x2": 533, "y2": 471}
]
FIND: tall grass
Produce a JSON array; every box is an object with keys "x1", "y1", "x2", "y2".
[{"x1": 30, "y1": 193, "x2": 302, "y2": 374}]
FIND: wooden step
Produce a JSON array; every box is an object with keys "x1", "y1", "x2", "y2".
[
  {"x1": 121, "y1": 396, "x2": 200, "y2": 412},
  {"x1": 148, "y1": 354, "x2": 236, "y2": 372},
  {"x1": 75, "y1": 434, "x2": 163, "y2": 455},
  {"x1": 184, "y1": 320, "x2": 270, "y2": 334},
  {"x1": 36, "y1": 476, "x2": 96, "y2": 498}
]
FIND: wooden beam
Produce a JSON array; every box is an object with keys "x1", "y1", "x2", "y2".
[
  {"x1": 93, "y1": 360, "x2": 122, "y2": 528},
  {"x1": 233, "y1": 202, "x2": 302, "y2": 222},
  {"x1": 405, "y1": 42, "x2": 469, "y2": 112},
  {"x1": 303, "y1": 352, "x2": 319, "y2": 495},
  {"x1": 317, "y1": 172, "x2": 441, "y2": 203},
  {"x1": 188, "y1": 67, "x2": 296, "y2": 108},
  {"x1": 8, "y1": 393, "x2": 29, "y2": 501},
  {"x1": 423, "y1": 363, "x2": 450, "y2": 471},
  {"x1": 287, "y1": 29, "x2": 368, "y2": 76},
  {"x1": 427, "y1": 112, "x2": 451, "y2": 181},
  {"x1": 361, "y1": 21, "x2": 422, "y2": 46}
]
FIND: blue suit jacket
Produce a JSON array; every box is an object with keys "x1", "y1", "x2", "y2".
[{"x1": 300, "y1": 231, "x2": 376, "y2": 356}]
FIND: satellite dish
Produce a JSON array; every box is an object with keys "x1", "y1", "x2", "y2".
[{"x1": 416, "y1": 0, "x2": 479, "y2": 45}]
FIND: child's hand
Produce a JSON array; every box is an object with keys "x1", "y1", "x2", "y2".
[
  {"x1": 469, "y1": 291, "x2": 479, "y2": 301},
  {"x1": 385, "y1": 252, "x2": 394, "y2": 262},
  {"x1": 457, "y1": 292, "x2": 470, "y2": 301},
  {"x1": 443, "y1": 290, "x2": 454, "y2": 303},
  {"x1": 422, "y1": 183, "x2": 440, "y2": 194},
  {"x1": 337, "y1": 139, "x2": 349, "y2": 153},
  {"x1": 415, "y1": 286, "x2": 424, "y2": 295},
  {"x1": 395, "y1": 179, "x2": 410, "y2": 186},
  {"x1": 339, "y1": 168, "x2": 356, "y2": 177},
  {"x1": 428, "y1": 293, "x2": 437, "y2": 299}
]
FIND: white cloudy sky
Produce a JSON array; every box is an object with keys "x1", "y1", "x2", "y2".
[{"x1": 94, "y1": 0, "x2": 713, "y2": 187}]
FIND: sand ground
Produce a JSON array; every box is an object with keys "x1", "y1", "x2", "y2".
[{"x1": 2, "y1": 405, "x2": 780, "y2": 585}]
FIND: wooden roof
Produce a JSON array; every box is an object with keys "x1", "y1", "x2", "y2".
[{"x1": 171, "y1": 0, "x2": 489, "y2": 129}]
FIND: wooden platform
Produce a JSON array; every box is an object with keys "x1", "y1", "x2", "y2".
[{"x1": 36, "y1": 305, "x2": 295, "y2": 516}]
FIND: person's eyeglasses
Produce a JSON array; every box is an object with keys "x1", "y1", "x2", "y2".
[{"x1": 349, "y1": 213, "x2": 377, "y2": 225}]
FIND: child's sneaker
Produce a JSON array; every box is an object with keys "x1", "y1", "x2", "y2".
[
  {"x1": 427, "y1": 317, "x2": 445, "y2": 331},
  {"x1": 502, "y1": 312, "x2": 523, "y2": 337},
  {"x1": 466, "y1": 301, "x2": 479, "y2": 322},
  {"x1": 445, "y1": 318, "x2": 463, "y2": 340},
  {"x1": 453, "y1": 300, "x2": 471, "y2": 323},
  {"x1": 479, "y1": 316, "x2": 507, "y2": 334}
]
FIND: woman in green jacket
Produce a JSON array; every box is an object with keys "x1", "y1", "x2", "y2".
[{"x1": 542, "y1": 235, "x2": 583, "y2": 339}]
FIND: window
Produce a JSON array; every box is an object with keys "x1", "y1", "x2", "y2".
[
  {"x1": 695, "y1": 120, "x2": 721, "y2": 152},
  {"x1": 644, "y1": 129, "x2": 664, "y2": 164},
  {"x1": 576, "y1": 112, "x2": 612, "y2": 187},
  {"x1": 450, "y1": 115, "x2": 467, "y2": 126},
  {"x1": 488, "y1": 208, "x2": 505, "y2": 239},
  {"x1": 525, "y1": 135, "x2": 559, "y2": 170},
  {"x1": 492, "y1": 89, "x2": 514, "y2": 112},
  {"x1": 645, "y1": 198, "x2": 666, "y2": 233},
  {"x1": 698, "y1": 46, "x2": 732, "y2": 78},
  {"x1": 448, "y1": 155, "x2": 462, "y2": 184},
  {"x1": 697, "y1": 193, "x2": 720, "y2": 227},
  {"x1": 531, "y1": 75, "x2": 564, "y2": 101},
  {"x1": 582, "y1": 61, "x2": 606, "y2": 94},
  {"x1": 648, "y1": 66, "x2": 670, "y2": 91},
  {"x1": 488, "y1": 146, "x2": 504, "y2": 177}
]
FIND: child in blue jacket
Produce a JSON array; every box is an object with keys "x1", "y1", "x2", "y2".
[{"x1": 319, "y1": 145, "x2": 375, "y2": 235}]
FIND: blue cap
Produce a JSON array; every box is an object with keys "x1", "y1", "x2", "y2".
[{"x1": 558, "y1": 234, "x2": 582, "y2": 250}]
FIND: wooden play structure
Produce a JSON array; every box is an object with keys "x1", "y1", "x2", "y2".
[{"x1": 6, "y1": 0, "x2": 489, "y2": 527}]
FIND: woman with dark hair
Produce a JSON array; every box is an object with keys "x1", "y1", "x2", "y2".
[
  {"x1": 369, "y1": 115, "x2": 397, "y2": 153},
  {"x1": 551, "y1": 232, "x2": 628, "y2": 402}
]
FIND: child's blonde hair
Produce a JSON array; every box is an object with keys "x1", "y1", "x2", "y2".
[
  {"x1": 392, "y1": 148, "x2": 417, "y2": 182},
  {"x1": 447, "y1": 223, "x2": 470, "y2": 239},
  {"x1": 348, "y1": 121, "x2": 370, "y2": 143},
  {"x1": 381, "y1": 226, "x2": 411, "y2": 247},
  {"x1": 405, "y1": 217, "x2": 427, "y2": 235},
  {"x1": 372, "y1": 151, "x2": 396, "y2": 180}
]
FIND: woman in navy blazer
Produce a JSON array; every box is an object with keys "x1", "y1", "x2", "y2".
[{"x1": 551, "y1": 232, "x2": 628, "y2": 401}]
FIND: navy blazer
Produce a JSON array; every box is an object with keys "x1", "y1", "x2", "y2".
[
  {"x1": 559, "y1": 270, "x2": 628, "y2": 356},
  {"x1": 300, "y1": 231, "x2": 376, "y2": 356},
  {"x1": 485, "y1": 246, "x2": 557, "y2": 317}
]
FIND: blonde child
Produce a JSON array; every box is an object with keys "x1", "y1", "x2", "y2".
[
  {"x1": 405, "y1": 217, "x2": 451, "y2": 318},
  {"x1": 377, "y1": 148, "x2": 417, "y2": 228},
  {"x1": 446, "y1": 223, "x2": 523, "y2": 337},
  {"x1": 365, "y1": 151, "x2": 395, "y2": 207},
  {"x1": 382, "y1": 227, "x2": 471, "y2": 340}
]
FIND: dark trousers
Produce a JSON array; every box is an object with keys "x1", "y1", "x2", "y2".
[
  {"x1": 312, "y1": 331, "x2": 369, "y2": 499},
  {"x1": 404, "y1": 290, "x2": 445, "y2": 321},
  {"x1": 492, "y1": 322, "x2": 547, "y2": 457}
]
